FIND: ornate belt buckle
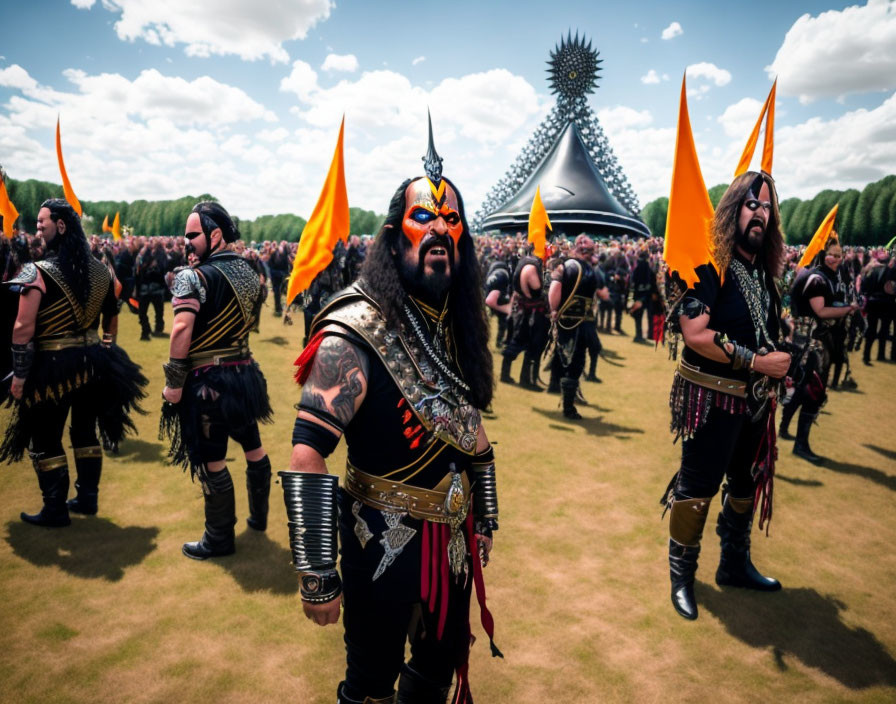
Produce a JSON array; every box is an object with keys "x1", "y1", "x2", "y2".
[{"x1": 444, "y1": 471, "x2": 465, "y2": 518}]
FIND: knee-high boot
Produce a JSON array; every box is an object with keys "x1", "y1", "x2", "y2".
[
  {"x1": 584, "y1": 353, "x2": 600, "y2": 383},
  {"x1": 67, "y1": 445, "x2": 103, "y2": 515},
  {"x1": 519, "y1": 354, "x2": 544, "y2": 391},
  {"x1": 21, "y1": 454, "x2": 71, "y2": 527},
  {"x1": 499, "y1": 355, "x2": 515, "y2": 384},
  {"x1": 245, "y1": 456, "x2": 271, "y2": 531},
  {"x1": 560, "y1": 377, "x2": 581, "y2": 419},
  {"x1": 715, "y1": 495, "x2": 781, "y2": 591},
  {"x1": 793, "y1": 410, "x2": 823, "y2": 464},
  {"x1": 396, "y1": 665, "x2": 451, "y2": 704},
  {"x1": 183, "y1": 467, "x2": 236, "y2": 560},
  {"x1": 547, "y1": 355, "x2": 561, "y2": 394},
  {"x1": 668, "y1": 497, "x2": 710, "y2": 620},
  {"x1": 778, "y1": 392, "x2": 800, "y2": 440}
]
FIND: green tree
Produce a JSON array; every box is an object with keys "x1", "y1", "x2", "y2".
[
  {"x1": 641, "y1": 197, "x2": 668, "y2": 237},
  {"x1": 707, "y1": 183, "x2": 729, "y2": 209},
  {"x1": 835, "y1": 189, "x2": 861, "y2": 244}
]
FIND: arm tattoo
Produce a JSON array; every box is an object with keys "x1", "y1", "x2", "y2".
[{"x1": 301, "y1": 335, "x2": 368, "y2": 427}]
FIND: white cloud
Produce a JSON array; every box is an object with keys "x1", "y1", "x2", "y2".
[
  {"x1": 767, "y1": 0, "x2": 896, "y2": 103},
  {"x1": 640, "y1": 37, "x2": 649, "y2": 44},
  {"x1": 412, "y1": 56, "x2": 426, "y2": 66},
  {"x1": 717, "y1": 97, "x2": 765, "y2": 138},
  {"x1": 81, "y1": 0, "x2": 333, "y2": 63},
  {"x1": 598, "y1": 106, "x2": 653, "y2": 130},
  {"x1": 280, "y1": 60, "x2": 319, "y2": 101},
  {"x1": 641, "y1": 69, "x2": 669, "y2": 85},
  {"x1": 0, "y1": 64, "x2": 39, "y2": 92},
  {"x1": 661, "y1": 21, "x2": 683, "y2": 40},
  {"x1": 321, "y1": 53, "x2": 359, "y2": 73},
  {"x1": 70, "y1": 0, "x2": 95, "y2": 8},
  {"x1": 257, "y1": 127, "x2": 290, "y2": 143},
  {"x1": 686, "y1": 62, "x2": 732, "y2": 87}
]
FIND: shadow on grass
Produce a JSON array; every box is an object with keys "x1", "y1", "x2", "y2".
[
  {"x1": 115, "y1": 438, "x2": 168, "y2": 464},
  {"x1": 532, "y1": 408, "x2": 644, "y2": 438},
  {"x1": 863, "y1": 444, "x2": 896, "y2": 462},
  {"x1": 699, "y1": 584, "x2": 896, "y2": 689},
  {"x1": 6, "y1": 518, "x2": 158, "y2": 581},
  {"x1": 822, "y1": 458, "x2": 896, "y2": 493},
  {"x1": 776, "y1": 474, "x2": 824, "y2": 488},
  {"x1": 260, "y1": 336, "x2": 290, "y2": 346},
  {"x1": 216, "y1": 530, "x2": 297, "y2": 595}
]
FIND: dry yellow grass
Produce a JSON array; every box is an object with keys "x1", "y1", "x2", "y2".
[{"x1": 1, "y1": 306, "x2": 894, "y2": 704}]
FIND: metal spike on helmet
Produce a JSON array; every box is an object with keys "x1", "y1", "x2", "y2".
[{"x1": 422, "y1": 108, "x2": 443, "y2": 184}]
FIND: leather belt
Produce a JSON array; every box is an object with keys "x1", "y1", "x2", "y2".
[
  {"x1": 677, "y1": 359, "x2": 747, "y2": 398},
  {"x1": 37, "y1": 330, "x2": 100, "y2": 351},
  {"x1": 344, "y1": 463, "x2": 470, "y2": 523},
  {"x1": 189, "y1": 344, "x2": 251, "y2": 370}
]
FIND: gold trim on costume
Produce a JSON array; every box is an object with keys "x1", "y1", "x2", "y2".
[
  {"x1": 73, "y1": 445, "x2": 103, "y2": 459},
  {"x1": 36, "y1": 455, "x2": 68, "y2": 472}
]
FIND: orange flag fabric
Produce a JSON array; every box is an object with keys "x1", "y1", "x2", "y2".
[
  {"x1": 663, "y1": 75, "x2": 717, "y2": 289},
  {"x1": 285, "y1": 117, "x2": 350, "y2": 307},
  {"x1": 734, "y1": 79, "x2": 777, "y2": 178},
  {"x1": 798, "y1": 204, "x2": 838, "y2": 269},
  {"x1": 56, "y1": 117, "x2": 82, "y2": 217},
  {"x1": 0, "y1": 178, "x2": 19, "y2": 238},
  {"x1": 527, "y1": 186, "x2": 552, "y2": 259},
  {"x1": 112, "y1": 212, "x2": 122, "y2": 241},
  {"x1": 102, "y1": 214, "x2": 112, "y2": 233}
]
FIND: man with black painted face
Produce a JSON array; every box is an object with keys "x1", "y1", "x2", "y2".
[
  {"x1": 160, "y1": 201, "x2": 273, "y2": 561},
  {"x1": 279, "y1": 127, "x2": 500, "y2": 704},
  {"x1": 663, "y1": 172, "x2": 790, "y2": 621}
]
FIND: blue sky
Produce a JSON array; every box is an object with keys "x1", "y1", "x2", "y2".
[{"x1": 1, "y1": 0, "x2": 894, "y2": 223}]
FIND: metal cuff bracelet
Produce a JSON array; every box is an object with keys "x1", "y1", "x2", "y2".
[
  {"x1": 279, "y1": 471, "x2": 340, "y2": 573},
  {"x1": 11, "y1": 341, "x2": 35, "y2": 380}
]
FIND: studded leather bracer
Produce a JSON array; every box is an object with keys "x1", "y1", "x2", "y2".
[{"x1": 472, "y1": 445, "x2": 498, "y2": 534}]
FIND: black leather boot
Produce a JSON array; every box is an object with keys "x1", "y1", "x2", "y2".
[
  {"x1": 715, "y1": 495, "x2": 781, "y2": 591},
  {"x1": 183, "y1": 467, "x2": 236, "y2": 560},
  {"x1": 560, "y1": 377, "x2": 581, "y2": 419},
  {"x1": 793, "y1": 411, "x2": 824, "y2": 464},
  {"x1": 396, "y1": 665, "x2": 450, "y2": 704},
  {"x1": 519, "y1": 355, "x2": 544, "y2": 391},
  {"x1": 668, "y1": 496, "x2": 710, "y2": 620},
  {"x1": 67, "y1": 445, "x2": 103, "y2": 515},
  {"x1": 499, "y1": 356, "x2": 516, "y2": 384},
  {"x1": 21, "y1": 455, "x2": 71, "y2": 527},
  {"x1": 584, "y1": 354, "x2": 601, "y2": 383},
  {"x1": 778, "y1": 394, "x2": 799, "y2": 440},
  {"x1": 337, "y1": 681, "x2": 395, "y2": 704},
  {"x1": 546, "y1": 356, "x2": 561, "y2": 394},
  {"x1": 245, "y1": 456, "x2": 271, "y2": 531}
]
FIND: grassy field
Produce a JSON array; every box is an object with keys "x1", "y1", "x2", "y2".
[{"x1": 1, "y1": 304, "x2": 894, "y2": 704}]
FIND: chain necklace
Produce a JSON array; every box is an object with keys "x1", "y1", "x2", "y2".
[
  {"x1": 402, "y1": 302, "x2": 471, "y2": 392},
  {"x1": 730, "y1": 258, "x2": 775, "y2": 350}
]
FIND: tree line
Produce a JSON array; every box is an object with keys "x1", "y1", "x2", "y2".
[
  {"x1": 1, "y1": 177, "x2": 385, "y2": 242},
  {"x1": 641, "y1": 174, "x2": 896, "y2": 246}
]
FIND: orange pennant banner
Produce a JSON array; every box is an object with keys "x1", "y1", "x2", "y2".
[
  {"x1": 734, "y1": 79, "x2": 776, "y2": 178},
  {"x1": 798, "y1": 204, "x2": 838, "y2": 269},
  {"x1": 663, "y1": 75, "x2": 717, "y2": 289},
  {"x1": 286, "y1": 117, "x2": 350, "y2": 307},
  {"x1": 112, "y1": 211, "x2": 122, "y2": 241},
  {"x1": 0, "y1": 178, "x2": 19, "y2": 238},
  {"x1": 102, "y1": 214, "x2": 112, "y2": 233},
  {"x1": 56, "y1": 117, "x2": 82, "y2": 217},
  {"x1": 527, "y1": 186, "x2": 552, "y2": 260}
]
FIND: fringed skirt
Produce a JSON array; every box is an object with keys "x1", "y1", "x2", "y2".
[{"x1": 668, "y1": 370, "x2": 747, "y2": 444}]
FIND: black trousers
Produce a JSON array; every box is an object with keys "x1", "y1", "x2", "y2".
[
  {"x1": 30, "y1": 386, "x2": 100, "y2": 459},
  {"x1": 675, "y1": 406, "x2": 765, "y2": 500},
  {"x1": 502, "y1": 306, "x2": 548, "y2": 362},
  {"x1": 556, "y1": 325, "x2": 588, "y2": 380},
  {"x1": 138, "y1": 293, "x2": 164, "y2": 336},
  {"x1": 194, "y1": 393, "x2": 263, "y2": 463},
  {"x1": 864, "y1": 301, "x2": 889, "y2": 361},
  {"x1": 270, "y1": 271, "x2": 286, "y2": 313}
]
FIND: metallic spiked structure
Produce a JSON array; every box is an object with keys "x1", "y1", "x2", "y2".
[{"x1": 474, "y1": 31, "x2": 644, "y2": 236}]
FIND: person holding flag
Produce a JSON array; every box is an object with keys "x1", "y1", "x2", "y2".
[
  {"x1": 498, "y1": 186, "x2": 551, "y2": 390},
  {"x1": 660, "y1": 78, "x2": 789, "y2": 621},
  {"x1": 160, "y1": 200, "x2": 273, "y2": 560},
  {"x1": 780, "y1": 212, "x2": 859, "y2": 464},
  {"x1": 279, "y1": 115, "x2": 500, "y2": 703}
]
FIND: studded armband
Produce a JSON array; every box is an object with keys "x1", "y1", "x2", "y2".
[
  {"x1": 713, "y1": 332, "x2": 755, "y2": 371},
  {"x1": 472, "y1": 445, "x2": 499, "y2": 533},
  {"x1": 279, "y1": 471, "x2": 342, "y2": 604},
  {"x1": 11, "y1": 341, "x2": 34, "y2": 380}
]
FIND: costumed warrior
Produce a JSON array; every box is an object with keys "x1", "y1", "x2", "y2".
[
  {"x1": 281, "y1": 119, "x2": 500, "y2": 703},
  {"x1": 548, "y1": 234, "x2": 609, "y2": 418},
  {"x1": 661, "y1": 79, "x2": 790, "y2": 620},
  {"x1": 780, "y1": 230, "x2": 859, "y2": 464},
  {"x1": 2, "y1": 199, "x2": 147, "y2": 524},
  {"x1": 499, "y1": 246, "x2": 548, "y2": 390},
  {"x1": 160, "y1": 201, "x2": 273, "y2": 560}
]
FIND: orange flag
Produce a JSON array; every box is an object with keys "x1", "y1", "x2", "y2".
[
  {"x1": 527, "y1": 186, "x2": 552, "y2": 259},
  {"x1": 56, "y1": 117, "x2": 82, "y2": 217},
  {"x1": 663, "y1": 75, "x2": 717, "y2": 289},
  {"x1": 112, "y1": 211, "x2": 122, "y2": 241},
  {"x1": 102, "y1": 214, "x2": 112, "y2": 233},
  {"x1": 734, "y1": 79, "x2": 777, "y2": 177},
  {"x1": 285, "y1": 117, "x2": 350, "y2": 307},
  {"x1": 0, "y1": 178, "x2": 19, "y2": 238},
  {"x1": 798, "y1": 204, "x2": 838, "y2": 269}
]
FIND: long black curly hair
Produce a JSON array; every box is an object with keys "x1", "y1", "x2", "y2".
[
  {"x1": 41, "y1": 198, "x2": 92, "y2": 306},
  {"x1": 359, "y1": 177, "x2": 493, "y2": 409}
]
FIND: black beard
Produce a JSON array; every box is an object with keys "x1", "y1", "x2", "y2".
[
  {"x1": 397, "y1": 236, "x2": 453, "y2": 305},
  {"x1": 737, "y1": 219, "x2": 765, "y2": 255}
]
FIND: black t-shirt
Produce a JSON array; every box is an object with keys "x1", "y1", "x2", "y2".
[{"x1": 681, "y1": 253, "x2": 780, "y2": 381}]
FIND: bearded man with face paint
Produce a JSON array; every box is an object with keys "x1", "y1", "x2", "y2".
[
  {"x1": 160, "y1": 201, "x2": 273, "y2": 560},
  {"x1": 1, "y1": 199, "x2": 147, "y2": 526},
  {"x1": 662, "y1": 172, "x2": 791, "y2": 620},
  {"x1": 280, "y1": 133, "x2": 499, "y2": 703}
]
